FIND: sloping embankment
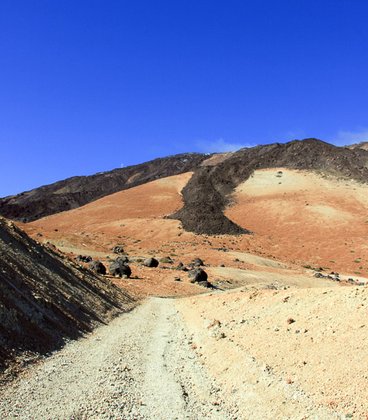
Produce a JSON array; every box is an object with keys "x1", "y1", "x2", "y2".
[{"x1": 0, "y1": 217, "x2": 135, "y2": 373}]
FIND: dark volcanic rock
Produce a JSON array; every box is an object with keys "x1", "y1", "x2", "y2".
[
  {"x1": 115, "y1": 255, "x2": 129, "y2": 264},
  {"x1": 89, "y1": 261, "x2": 107, "y2": 275},
  {"x1": 189, "y1": 268, "x2": 208, "y2": 283},
  {"x1": 192, "y1": 258, "x2": 204, "y2": 267},
  {"x1": 143, "y1": 258, "x2": 159, "y2": 268},
  {"x1": 109, "y1": 261, "x2": 131, "y2": 278},
  {"x1": 76, "y1": 255, "x2": 92, "y2": 263}
]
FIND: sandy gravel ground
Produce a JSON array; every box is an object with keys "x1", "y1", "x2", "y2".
[
  {"x1": 0, "y1": 298, "x2": 234, "y2": 420},
  {"x1": 0, "y1": 295, "x2": 351, "y2": 420},
  {"x1": 177, "y1": 287, "x2": 368, "y2": 419}
]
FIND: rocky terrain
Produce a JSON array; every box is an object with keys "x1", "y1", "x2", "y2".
[
  {"x1": 177, "y1": 285, "x2": 368, "y2": 418},
  {"x1": 0, "y1": 217, "x2": 135, "y2": 375},
  {"x1": 0, "y1": 298, "x2": 341, "y2": 419},
  {"x1": 1, "y1": 138, "x2": 368, "y2": 418}
]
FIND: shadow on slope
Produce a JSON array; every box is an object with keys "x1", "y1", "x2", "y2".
[{"x1": 0, "y1": 218, "x2": 135, "y2": 373}]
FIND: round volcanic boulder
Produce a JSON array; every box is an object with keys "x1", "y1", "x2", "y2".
[
  {"x1": 76, "y1": 255, "x2": 93, "y2": 263},
  {"x1": 89, "y1": 260, "x2": 106, "y2": 275},
  {"x1": 109, "y1": 261, "x2": 131, "y2": 278},
  {"x1": 188, "y1": 268, "x2": 208, "y2": 283},
  {"x1": 143, "y1": 257, "x2": 159, "y2": 268}
]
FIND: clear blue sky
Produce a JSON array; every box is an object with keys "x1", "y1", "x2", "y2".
[{"x1": 1, "y1": 1, "x2": 368, "y2": 197}]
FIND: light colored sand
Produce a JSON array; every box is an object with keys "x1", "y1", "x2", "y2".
[
  {"x1": 177, "y1": 286, "x2": 368, "y2": 418},
  {"x1": 226, "y1": 168, "x2": 368, "y2": 274}
]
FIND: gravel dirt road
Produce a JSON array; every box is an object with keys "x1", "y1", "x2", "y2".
[
  {"x1": 0, "y1": 298, "x2": 234, "y2": 419},
  {"x1": 0, "y1": 296, "x2": 345, "y2": 419}
]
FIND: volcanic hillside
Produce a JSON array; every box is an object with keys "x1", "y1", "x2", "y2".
[
  {"x1": 171, "y1": 139, "x2": 368, "y2": 234},
  {"x1": 2, "y1": 139, "x2": 368, "y2": 237},
  {"x1": 0, "y1": 217, "x2": 135, "y2": 373},
  {"x1": 5, "y1": 138, "x2": 368, "y2": 285},
  {"x1": 0, "y1": 153, "x2": 208, "y2": 222}
]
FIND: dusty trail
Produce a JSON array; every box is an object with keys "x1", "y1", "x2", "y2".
[
  {"x1": 0, "y1": 298, "x2": 231, "y2": 419},
  {"x1": 0, "y1": 297, "x2": 342, "y2": 419}
]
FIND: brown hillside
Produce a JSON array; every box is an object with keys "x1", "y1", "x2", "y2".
[{"x1": 347, "y1": 141, "x2": 368, "y2": 151}]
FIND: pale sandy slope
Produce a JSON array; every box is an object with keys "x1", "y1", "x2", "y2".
[
  {"x1": 226, "y1": 168, "x2": 368, "y2": 274},
  {"x1": 177, "y1": 286, "x2": 368, "y2": 419}
]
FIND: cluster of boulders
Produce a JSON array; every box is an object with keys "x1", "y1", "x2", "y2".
[
  {"x1": 314, "y1": 271, "x2": 340, "y2": 281},
  {"x1": 88, "y1": 256, "x2": 132, "y2": 279},
  {"x1": 139, "y1": 255, "x2": 212, "y2": 288},
  {"x1": 77, "y1": 247, "x2": 212, "y2": 288},
  {"x1": 74, "y1": 245, "x2": 132, "y2": 279},
  {"x1": 314, "y1": 270, "x2": 365, "y2": 286}
]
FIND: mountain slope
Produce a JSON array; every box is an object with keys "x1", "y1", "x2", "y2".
[
  {"x1": 171, "y1": 139, "x2": 368, "y2": 234},
  {"x1": 2, "y1": 139, "x2": 368, "y2": 236},
  {"x1": 0, "y1": 217, "x2": 135, "y2": 372},
  {"x1": 0, "y1": 153, "x2": 208, "y2": 222}
]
